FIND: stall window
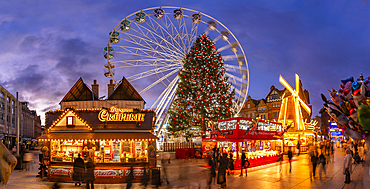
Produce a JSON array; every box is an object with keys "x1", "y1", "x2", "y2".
[
  {"x1": 67, "y1": 116, "x2": 75, "y2": 126},
  {"x1": 49, "y1": 139, "x2": 148, "y2": 163}
]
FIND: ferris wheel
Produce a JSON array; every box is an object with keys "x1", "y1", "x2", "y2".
[{"x1": 103, "y1": 6, "x2": 249, "y2": 135}]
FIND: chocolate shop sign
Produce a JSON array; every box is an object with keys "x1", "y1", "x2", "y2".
[{"x1": 98, "y1": 106, "x2": 145, "y2": 122}]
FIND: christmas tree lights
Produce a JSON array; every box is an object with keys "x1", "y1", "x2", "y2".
[{"x1": 167, "y1": 33, "x2": 235, "y2": 137}]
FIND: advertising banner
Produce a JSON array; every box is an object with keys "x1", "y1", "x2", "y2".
[
  {"x1": 49, "y1": 168, "x2": 72, "y2": 176},
  {"x1": 94, "y1": 169, "x2": 123, "y2": 177},
  {"x1": 124, "y1": 168, "x2": 144, "y2": 176}
]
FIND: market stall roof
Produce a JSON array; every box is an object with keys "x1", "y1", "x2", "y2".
[
  {"x1": 37, "y1": 132, "x2": 158, "y2": 140},
  {"x1": 60, "y1": 77, "x2": 99, "y2": 103},
  {"x1": 108, "y1": 76, "x2": 145, "y2": 103}
]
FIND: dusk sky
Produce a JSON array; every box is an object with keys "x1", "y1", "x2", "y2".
[{"x1": 0, "y1": 0, "x2": 369, "y2": 125}]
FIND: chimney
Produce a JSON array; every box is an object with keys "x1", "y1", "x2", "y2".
[
  {"x1": 108, "y1": 79, "x2": 115, "y2": 97},
  {"x1": 92, "y1": 80, "x2": 99, "y2": 98}
]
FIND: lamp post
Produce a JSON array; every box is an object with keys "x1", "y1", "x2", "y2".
[{"x1": 16, "y1": 92, "x2": 19, "y2": 156}]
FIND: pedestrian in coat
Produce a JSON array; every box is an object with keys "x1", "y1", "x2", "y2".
[
  {"x1": 23, "y1": 150, "x2": 34, "y2": 172},
  {"x1": 288, "y1": 148, "x2": 293, "y2": 172},
  {"x1": 318, "y1": 152, "x2": 327, "y2": 179},
  {"x1": 296, "y1": 142, "x2": 301, "y2": 156},
  {"x1": 239, "y1": 151, "x2": 250, "y2": 177},
  {"x1": 161, "y1": 159, "x2": 170, "y2": 185},
  {"x1": 73, "y1": 153, "x2": 85, "y2": 186},
  {"x1": 343, "y1": 149, "x2": 352, "y2": 184},
  {"x1": 217, "y1": 154, "x2": 228, "y2": 188},
  {"x1": 85, "y1": 158, "x2": 95, "y2": 189},
  {"x1": 208, "y1": 158, "x2": 216, "y2": 186},
  {"x1": 228, "y1": 153, "x2": 234, "y2": 175},
  {"x1": 311, "y1": 151, "x2": 318, "y2": 178},
  {"x1": 141, "y1": 167, "x2": 149, "y2": 188},
  {"x1": 126, "y1": 166, "x2": 134, "y2": 189}
]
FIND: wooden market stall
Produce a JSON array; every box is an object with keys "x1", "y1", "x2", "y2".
[{"x1": 38, "y1": 107, "x2": 157, "y2": 183}]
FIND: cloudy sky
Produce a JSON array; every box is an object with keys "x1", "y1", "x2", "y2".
[{"x1": 0, "y1": 0, "x2": 369, "y2": 124}]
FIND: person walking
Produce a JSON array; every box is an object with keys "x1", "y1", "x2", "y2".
[
  {"x1": 85, "y1": 158, "x2": 95, "y2": 189},
  {"x1": 311, "y1": 150, "x2": 318, "y2": 178},
  {"x1": 278, "y1": 150, "x2": 283, "y2": 172},
  {"x1": 217, "y1": 154, "x2": 228, "y2": 189},
  {"x1": 126, "y1": 166, "x2": 134, "y2": 189},
  {"x1": 161, "y1": 159, "x2": 170, "y2": 185},
  {"x1": 73, "y1": 153, "x2": 85, "y2": 186},
  {"x1": 296, "y1": 142, "x2": 301, "y2": 156},
  {"x1": 239, "y1": 150, "x2": 250, "y2": 177},
  {"x1": 208, "y1": 158, "x2": 216, "y2": 187},
  {"x1": 23, "y1": 150, "x2": 34, "y2": 172},
  {"x1": 141, "y1": 166, "x2": 149, "y2": 188},
  {"x1": 318, "y1": 152, "x2": 327, "y2": 179},
  {"x1": 228, "y1": 153, "x2": 234, "y2": 175},
  {"x1": 325, "y1": 142, "x2": 330, "y2": 156},
  {"x1": 240, "y1": 150, "x2": 246, "y2": 177},
  {"x1": 288, "y1": 148, "x2": 293, "y2": 172},
  {"x1": 343, "y1": 149, "x2": 352, "y2": 184}
]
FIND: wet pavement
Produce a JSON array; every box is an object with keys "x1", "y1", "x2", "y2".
[{"x1": 3, "y1": 146, "x2": 367, "y2": 189}]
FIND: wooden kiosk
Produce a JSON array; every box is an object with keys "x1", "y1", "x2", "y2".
[{"x1": 38, "y1": 77, "x2": 158, "y2": 183}]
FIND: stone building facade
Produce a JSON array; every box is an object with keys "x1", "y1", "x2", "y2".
[
  {"x1": 0, "y1": 85, "x2": 42, "y2": 148},
  {"x1": 239, "y1": 85, "x2": 285, "y2": 122}
]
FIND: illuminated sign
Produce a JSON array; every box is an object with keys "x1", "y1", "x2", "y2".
[
  {"x1": 98, "y1": 106, "x2": 145, "y2": 122},
  {"x1": 331, "y1": 131, "x2": 342, "y2": 137}
]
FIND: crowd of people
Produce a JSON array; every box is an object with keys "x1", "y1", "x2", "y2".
[
  {"x1": 206, "y1": 146, "x2": 251, "y2": 189},
  {"x1": 305, "y1": 139, "x2": 366, "y2": 184},
  {"x1": 6, "y1": 139, "x2": 367, "y2": 188}
]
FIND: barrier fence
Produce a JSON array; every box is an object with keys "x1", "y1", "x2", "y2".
[{"x1": 163, "y1": 142, "x2": 193, "y2": 152}]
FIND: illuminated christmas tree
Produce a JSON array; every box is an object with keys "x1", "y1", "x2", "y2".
[{"x1": 167, "y1": 33, "x2": 235, "y2": 136}]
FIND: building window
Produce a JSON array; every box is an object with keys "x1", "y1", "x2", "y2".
[
  {"x1": 67, "y1": 116, "x2": 75, "y2": 126},
  {"x1": 247, "y1": 104, "x2": 250, "y2": 109},
  {"x1": 12, "y1": 101, "x2": 15, "y2": 115},
  {"x1": 272, "y1": 112, "x2": 278, "y2": 118},
  {"x1": 273, "y1": 103, "x2": 281, "y2": 108}
]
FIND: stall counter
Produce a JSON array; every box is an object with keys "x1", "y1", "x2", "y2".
[{"x1": 48, "y1": 162, "x2": 148, "y2": 183}]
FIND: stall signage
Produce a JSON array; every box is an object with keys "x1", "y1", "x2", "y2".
[
  {"x1": 124, "y1": 168, "x2": 144, "y2": 176},
  {"x1": 221, "y1": 130, "x2": 233, "y2": 135},
  {"x1": 249, "y1": 131, "x2": 277, "y2": 136},
  {"x1": 98, "y1": 106, "x2": 145, "y2": 122},
  {"x1": 50, "y1": 168, "x2": 72, "y2": 176},
  {"x1": 94, "y1": 169, "x2": 123, "y2": 177}
]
